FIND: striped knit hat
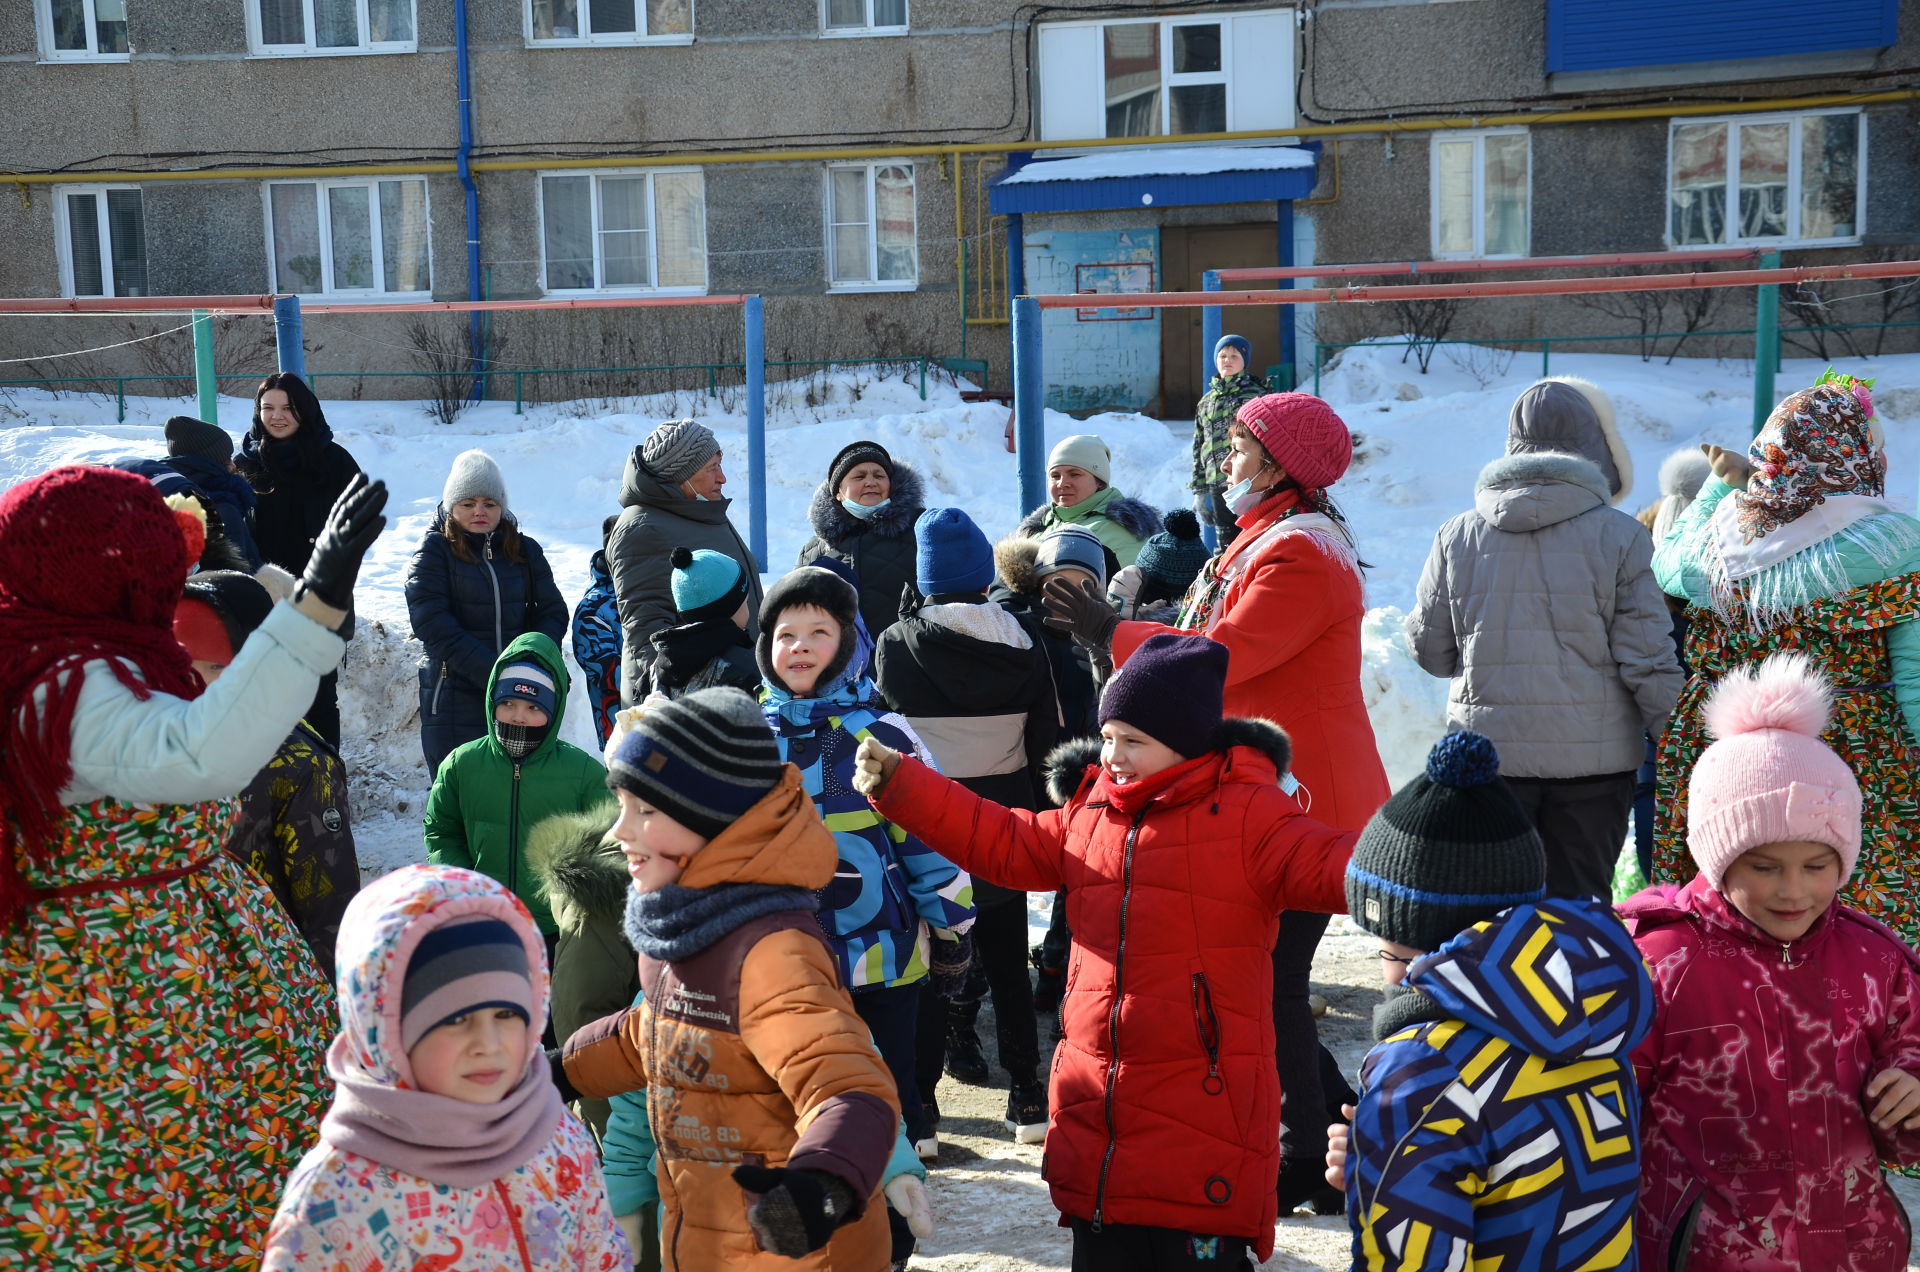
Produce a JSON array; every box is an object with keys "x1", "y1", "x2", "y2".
[
  {"x1": 400, "y1": 915, "x2": 534, "y2": 1053},
  {"x1": 1346, "y1": 732, "x2": 1546, "y2": 952},
  {"x1": 606, "y1": 686, "x2": 783, "y2": 840}
]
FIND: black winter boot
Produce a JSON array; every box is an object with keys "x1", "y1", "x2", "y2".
[{"x1": 945, "y1": 1003, "x2": 989, "y2": 1085}]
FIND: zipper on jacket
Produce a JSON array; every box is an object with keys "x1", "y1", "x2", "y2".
[
  {"x1": 1190, "y1": 972, "x2": 1224, "y2": 1095},
  {"x1": 508, "y1": 762, "x2": 522, "y2": 899},
  {"x1": 430, "y1": 662, "x2": 449, "y2": 716},
  {"x1": 1091, "y1": 808, "x2": 1147, "y2": 1231},
  {"x1": 484, "y1": 531, "x2": 504, "y2": 653},
  {"x1": 492, "y1": 1179, "x2": 535, "y2": 1272}
]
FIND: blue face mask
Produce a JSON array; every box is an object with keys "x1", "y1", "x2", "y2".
[
  {"x1": 1223, "y1": 476, "x2": 1267, "y2": 518},
  {"x1": 841, "y1": 497, "x2": 890, "y2": 520}
]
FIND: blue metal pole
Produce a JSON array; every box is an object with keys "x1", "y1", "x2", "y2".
[
  {"x1": 1276, "y1": 202, "x2": 1297, "y2": 390},
  {"x1": 1006, "y1": 213, "x2": 1026, "y2": 304},
  {"x1": 744, "y1": 295, "x2": 767, "y2": 570},
  {"x1": 1201, "y1": 269, "x2": 1223, "y2": 395},
  {"x1": 454, "y1": 0, "x2": 485, "y2": 401},
  {"x1": 273, "y1": 295, "x2": 305, "y2": 376},
  {"x1": 1013, "y1": 296, "x2": 1045, "y2": 516}
]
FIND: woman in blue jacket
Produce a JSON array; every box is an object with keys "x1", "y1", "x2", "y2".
[{"x1": 405, "y1": 449, "x2": 568, "y2": 774}]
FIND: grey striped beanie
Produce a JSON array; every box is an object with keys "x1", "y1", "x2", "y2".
[
  {"x1": 1345, "y1": 732, "x2": 1546, "y2": 952},
  {"x1": 606, "y1": 687, "x2": 782, "y2": 839},
  {"x1": 641, "y1": 419, "x2": 720, "y2": 485}
]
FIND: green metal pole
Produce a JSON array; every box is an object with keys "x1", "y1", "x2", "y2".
[
  {"x1": 1541, "y1": 339, "x2": 1550, "y2": 379},
  {"x1": 1752, "y1": 249, "x2": 1781, "y2": 435},
  {"x1": 919, "y1": 355, "x2": 926, "y2": 401},
  {"x1": 513, "y1": 371, "x2": 523, "y2": 416},
  {"x1": 192, "y1": 310, "x2": 217, "y2": 425},
  {"x1": 117, "y1": 379, "x2": 125, "y2": 423}
]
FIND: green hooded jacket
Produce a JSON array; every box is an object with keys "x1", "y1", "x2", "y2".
[{"x1": 423, "y1": 631, "x2": 609, "y2": 933}]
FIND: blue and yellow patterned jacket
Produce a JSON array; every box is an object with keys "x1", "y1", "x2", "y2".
[{"x1": 1348, "y1": 896, "x2": 1655, "y2": 1272}]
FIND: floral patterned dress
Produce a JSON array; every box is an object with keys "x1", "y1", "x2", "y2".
[{"x1": 0, "y1": 796, "x2": 335, "y2": 1270}]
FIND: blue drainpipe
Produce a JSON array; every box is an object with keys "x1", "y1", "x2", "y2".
[{"x1": 453, "y1": 0, "x2": 484, "y2": 401}]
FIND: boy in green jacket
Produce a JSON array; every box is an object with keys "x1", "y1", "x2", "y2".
[{"x1": 424, "y1": 631, "x2": 608, "y2": 953}]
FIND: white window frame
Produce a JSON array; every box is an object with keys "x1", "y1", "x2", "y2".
[
  {"x1": 1051, "y1": 13, "x2": 1249, "y2": 138},
  {"x1": 819, "y1": 0, "x2": 906, "y2": 38},
  {"x1": 262, "y1": 177, "x2": 433, "y2": 299},
  {"x1": 35, "y1": 0, "x2": 130, "y2": 62},
  {"x1": 1664, "y1": 109, "x2": 1867, "y2": 250},
  {"x1": 524, "y1": 0, "x2": 695, "y2": 47},
  {"x1": 535, "y1": 167, "x2": 709, "y2": 296},
  {"x1": 823, "y1": 161, "x2": 918, "y2": 293},
  {"x1": 54, "y1": 184, "x2": 146, "y2": 298},
  {"x1": 1429, "y1": 128, "x2": 1532, "y2": 260},
  {"x1": 245, "y1": 0, "x2": 417, "y2": 57}
]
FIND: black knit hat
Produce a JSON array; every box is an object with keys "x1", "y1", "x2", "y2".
[
  {"x1": 1345, "y1": 732, "x2": 1546, "y2": 952},
  {"x1": 1098, "y1": 632, "x2": 1227, "y2": 760},
  {"x1": 606, "y1": 687, "x2": 784, "y2": 840},
  {"x1": 827, "y1": 440, "x2": 893, "y2": 496},
  {"x1": 181, "y1": 569, "x2": 274, "y2": 655},
  {"x1": 165, "y1": 415, "x2": 235, "y2": 466},
  {"x1": 756, "y1": 566, "x2": 861, "y2": 695},
  {"x1": 1134, "y1": 508, "x2": 1209, "y2": 600}
]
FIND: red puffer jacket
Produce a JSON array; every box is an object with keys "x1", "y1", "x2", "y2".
[
  {"x1": 1622, "y1": 877, "x2": 1920, "y2": 1272},
  {"x1": 870, "y1": 718, "x2": 1354, "y2": 1256}
]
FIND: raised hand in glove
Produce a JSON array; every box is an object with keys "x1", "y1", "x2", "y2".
[
  {"x1": 299, "y1": 473, "x2": 388, "y2": 613},
  {"x1": 852, "y1": 736, "x2": 902, "y2": 798},
  {"x1": 732, "y1": 1165, "x2": 855, "y2": 1257},
  {"x1": 1041, "y1": 575, "x2": 1119, "y2": 653}
]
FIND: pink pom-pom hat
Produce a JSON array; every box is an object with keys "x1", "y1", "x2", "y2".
[{"x1": 1687, "y1": 652, "x2": 1861, "y2": 890}]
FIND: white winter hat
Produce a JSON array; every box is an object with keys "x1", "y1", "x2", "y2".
[
  {"x1": 1047, "y1": 434, "x2": 1111, "y2": 486},
  {"x1": 443, "y1": 449, "x2": 508, "y2": 510}
]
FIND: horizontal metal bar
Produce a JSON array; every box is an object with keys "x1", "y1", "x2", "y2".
[
  {"x1": 300, "y1": 294, "x2": 752, "y2": 314},
  {"x1": 1211, "y1": 248, "x2": 1760, "y2": 283},
  {"x1": 0, "y1": 294, "x2": 282, "y2": 314}
]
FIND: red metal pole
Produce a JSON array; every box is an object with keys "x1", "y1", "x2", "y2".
[
  {"x1": 0, "y1": 294, "x2": 282, "y2": 313},
  {"x1": 1210, "y1": 247, "x2": 1760, "y2": 284},
  {"x1": 301, "y1": 294, "x2": 750, "y2": 314},
  {"x1": 1034, "y1": 259, "x2": 1920, "y2": 310}
]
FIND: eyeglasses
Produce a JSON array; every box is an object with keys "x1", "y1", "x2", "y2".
[{"x1": 1377, "y1": 950, "x2": 1414, "y2": 964}]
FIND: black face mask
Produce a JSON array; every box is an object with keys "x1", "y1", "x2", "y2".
[{"x1": 497, "y1": 720, "x2": 551, "y2": 759}]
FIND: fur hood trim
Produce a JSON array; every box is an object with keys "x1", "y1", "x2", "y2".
[
  {"x1": 1475, "y1": 450, "x2": 1614, "y2": 504},
  {"x1": 994, "y1": 534, "x2": 1043, "y2": 597},
  {"x1": 1017, "y1": 492, "x2": 1164, "y2": 541},
  {"x1": 1041, "y1": 716, "x2": 1294, "y2": 806},
  {"x1": 1539, "y1": 375, "x2": 1633, "y2": 505},
  {"x1": 756, "y1": 566, "x2": 861, "y2": 692},
  {"x1": 804, "y1": 459, "x2": 927, "y2": 544},
  {"x1": 526, "y1": 805, "x2": 625, "y2": 936}
]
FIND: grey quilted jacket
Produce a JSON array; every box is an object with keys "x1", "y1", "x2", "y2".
[{"x1": 1406, "y1": 451, "x2": 1682, "y2": 779}]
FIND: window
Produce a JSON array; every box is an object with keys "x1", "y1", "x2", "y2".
[
  {"x1": 1668, "y1": 110, "x2": 1863, "y2": 247},
  {"x1": 249, "y1": 0, "x2": 414, "y2": 55},
  {"x1": 826, "y1": 163, "x2": 916, "y2": 290},
  {"x1": 1431, "y1": 130, "x2": 1530, "y2": 259},
  {"x1": 528, "y1": 0, "x2": 691, "y2": 45},
  {"x1": 821, "y1": 0, "x2": 905, "y2": 36},
  {"x1": 38, "y1": 0, "x2": 129, "y2": 60},
  {"x1": 267, "y1": 178, "x2": 431, "y2": 296},
  {"x1": 56, "y1": 186, "x2": 146, "y2": 297},
  {"x1": 1034, "y1": 10, "x2": 1292, "y2": 142},
  {"x1": 539, "y1": 170, "x2": 707, "y2": 293}
]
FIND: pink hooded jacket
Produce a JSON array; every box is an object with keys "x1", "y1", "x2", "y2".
[{"x1": 1622, "y1": 876, "x2": 1920, "y2": 1272}]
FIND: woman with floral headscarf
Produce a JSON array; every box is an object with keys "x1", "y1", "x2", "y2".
[{"x1": 1652, "y1": 371, "x2": 1920, "y2": 944}]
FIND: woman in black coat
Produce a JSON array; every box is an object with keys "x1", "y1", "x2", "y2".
[
  {"x1": 234, "y1": 371, "x2": 361, "y2": 745},
  {"x1": 794, "y1": 440, "x2": 926, "y2": 642},
  {"x1": 404, "y1": 448, "x2": 568, "y2": 775}
]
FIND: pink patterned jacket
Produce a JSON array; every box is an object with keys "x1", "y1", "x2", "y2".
[{"x1": 1622, "y1": 877, "x2": 1920, "y2": 1271}]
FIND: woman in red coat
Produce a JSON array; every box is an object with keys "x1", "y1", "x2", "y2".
[
  {"x1": 852, "y1": 634, "x2": 1355, "y2": 1268},
  {"x1": 1045, "y1": 391, "x2": 1390, "y2": 1212}
]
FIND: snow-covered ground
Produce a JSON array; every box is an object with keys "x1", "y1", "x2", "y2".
[{"x1": 8, "y1": 346, "x2": 1920, "y2": 1268}]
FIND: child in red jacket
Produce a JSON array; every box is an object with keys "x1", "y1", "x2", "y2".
[
  {"x1": 1623, "y1": 652, "x2": 1920, "y2": 1272},
  {"x1": 852, "y1": 632, "x2": 1356, "y2": 1269}
]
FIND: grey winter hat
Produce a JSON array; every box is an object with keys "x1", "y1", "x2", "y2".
[
  {"x1": 1346, "y1": 732, "x2": 1546, "y2": 953},
  {"x1": 641, "y1": 419, "x2": 720, "y2": 485},
  {"x1": 606, "y1": 687, "x2": 783, "y2": 840},
  {"x1": 1506, "y1": 377, "x2": 1632, "y2": 503},
  {"x1": 1032, "y1": 526, "x2": 1109, "y2": 588},
  {"x1": 442, "y1": 449, "x2": 508, "y2": 510},
  {"x1": 164, "y1": 415, "x2": 234, "y2": 466}
]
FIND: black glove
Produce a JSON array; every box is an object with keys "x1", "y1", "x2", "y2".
[
  {"x1": 1041, "y1": 575, "x2": 1119, "y2": 653},
  {"x1": 929, "y1": 928, "x2": 974, "y2": 1000},
  {"x1": 545, "y1": 1046, "x2": 581, "y2": 1104},
  {"x1": 300, "y1": 474, "x2": 388, "y2": 611},
  {"x1": 732, "y1": 1165, "x2": 855, "y2": 1257}
]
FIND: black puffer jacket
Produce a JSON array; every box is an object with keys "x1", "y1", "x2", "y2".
[
  {"x1": 404, "y1": 518, "x2": 569, "y2": 755},
  {"x1": 234, "y1": 416, "x2": 360, "y2": 575},
  {"x1": 795, "y1": 460, "x2": 926, "y2": 642},
  {"x1": 991, "y1": 534, "x2": 1101, "y2": 739}
]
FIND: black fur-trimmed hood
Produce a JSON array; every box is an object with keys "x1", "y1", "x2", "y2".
[
  {"x1": 805, "y1": 459, "x2": 927, "y2": 545},
  {"x1": 1018, "y1": 491, "x2": 1163, "y2": 542},
  {"x1": 756, "y1": 565, "x2": 863, "y2": 694},
  {"x1": 1040, "y1": 716, "x2": 1294, "y2": 806},
  {"x1": 527, "y1": 805, "x2": 626, "y2": 936}
]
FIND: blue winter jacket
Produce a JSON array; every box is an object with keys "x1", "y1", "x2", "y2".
[
  {"x1": 1348, "y1": 896, "x2": 1655, "y2": 1272},
  {"x1": 571, "y1": 549, "x2": 622, "y2": 748},
  {"x1": 112, "y1": 455, "x2": 263, "y2": 569}
]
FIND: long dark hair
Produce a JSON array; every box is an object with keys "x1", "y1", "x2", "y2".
[
  {"x1": 440, "y1": 506, "x2": 528, "y2": 565},
  {"x1": 250, "y1": 372, "x2": 330, "y2": 443}
]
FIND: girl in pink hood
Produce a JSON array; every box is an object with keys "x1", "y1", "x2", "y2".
[
  {"x1": 1623, "y1": 653, "x2": 1920, "y2": 1271},
  {"x1": 262, "y1": 864, "x2": 628, "y2": 1271}
]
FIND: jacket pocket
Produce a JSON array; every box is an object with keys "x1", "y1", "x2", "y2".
[
  {"x1": 430, "y1": 662, "x2": 449, "y2": 716},
  {"x1": 1189, "y1": 971, "x2": 1224, "y2": 1096}
]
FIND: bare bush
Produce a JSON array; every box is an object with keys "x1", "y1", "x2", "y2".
[
  {"x1": 1570, "y1": 268, "x2": 1724, "y2": 363},
  {"x1": 1443, "y1": 342, "x2": 1517, "y2": 389}
]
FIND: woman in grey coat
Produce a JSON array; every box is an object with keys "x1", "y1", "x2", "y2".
[{"x1": 1406, "y1": 376, "x2": 1681, "y2": 898}]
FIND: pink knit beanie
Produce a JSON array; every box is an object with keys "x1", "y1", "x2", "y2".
[
  {"x1": 1687, "y1": 652, "x2": 1861, "y2": 890},
  {"x1": 1234, "y1": 393, "x2": 1353, "y2": 490}
]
